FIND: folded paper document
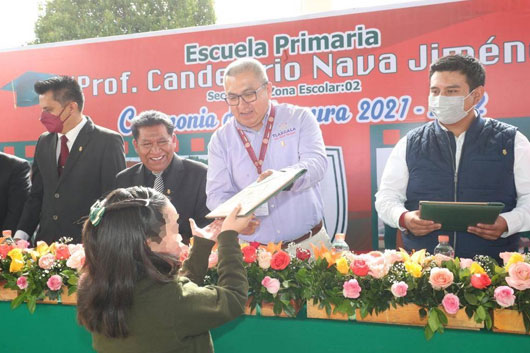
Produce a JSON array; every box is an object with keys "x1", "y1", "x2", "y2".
[{"x1": 206, "y1": 169, "x2": 307, "y2": 218}]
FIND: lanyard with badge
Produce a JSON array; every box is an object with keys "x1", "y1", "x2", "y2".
[{"x1": 235, "y1": 104, "x2": 276, "y2": 216}]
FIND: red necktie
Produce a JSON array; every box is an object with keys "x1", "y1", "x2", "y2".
[{"x1": 58, "y1": 135, "x2": 69, "y2": 176}]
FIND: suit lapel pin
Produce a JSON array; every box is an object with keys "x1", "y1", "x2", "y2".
[
  {"x1": 79, "y1": 146, "x2": 83, "y2": 152},
  {"x1": 166, "y1": 189, "x2": 171, "y2": 195},
  {"x1": 502, "y1": 149, "x2": 507, "y2": 156}
]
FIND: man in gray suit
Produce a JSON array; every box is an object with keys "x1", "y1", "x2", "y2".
[
  {"x1": 116, "y1": 110, "x2": 210, "y2": 243},
  {"x1": 0, "y1": 152, "x2": 31, "y2": 234},
  {"x1": 15, "y1": 76, "x2": 126, "y2": 244}
]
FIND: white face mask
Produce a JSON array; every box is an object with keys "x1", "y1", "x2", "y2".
[{"x1": 428, "y1": 90, "x2": 475, "y2": 125}]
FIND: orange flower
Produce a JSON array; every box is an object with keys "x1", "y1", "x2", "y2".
[
  {"x1": 310, "y1": 242, "x2": 329, "y2": 259},
  {"x1": 265, "y1": 242, "x2": 283, "y2": 254}
]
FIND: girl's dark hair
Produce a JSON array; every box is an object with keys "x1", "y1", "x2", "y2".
[{"x1": 77, "y1": 186, "x2": 179, "y2": 338}]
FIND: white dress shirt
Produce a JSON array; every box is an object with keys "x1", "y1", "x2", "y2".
[{"x1": 375, "y1": 119, "x2": 530, "y2": 237}]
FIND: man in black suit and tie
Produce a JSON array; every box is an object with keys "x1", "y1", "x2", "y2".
[
  {"x1": 0, "y1": 152, "x2": 31, "y2": 234},
  {"x1": 116, "y1": 110, "x2": 210, "y2": 243},
  {"x1": 15, "y1": 76, "x2": 126, "y2": 244}
]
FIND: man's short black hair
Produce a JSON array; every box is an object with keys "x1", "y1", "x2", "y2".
[
  {"x1": 131, "y1": 110, "x2": 175, "y2": 140},
  {"x1": 429, "y1": 55, "x2": 486, "y2": 92},
  {"x1": 34, "y1": 75, "x2": 85, "y2": 111}
]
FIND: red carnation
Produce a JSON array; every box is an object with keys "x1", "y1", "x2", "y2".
[
  {"x1": 470, "y1": 273, "x2": 491, "y2": 289},
  {"x1": 241, "y1": 245, "x2": 257, "y2": 263},
  {"x1": 270, "y1": 250, "x2": 291, "y2": 270},
  {"x1": 296, "y1": 248, "x2": 311, "y2": 261},
  {"x1": 351, "y1": 259, "x2": 369, "y2": 277}
]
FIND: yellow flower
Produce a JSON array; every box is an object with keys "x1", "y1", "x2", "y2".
[
  {"x1": 336, "y1": 257, "x2": 349, "y2": 275},
  {"x1": 469, "y1": 262, "x2": 486, "y2": 274},
  {"x1": 7, "y1": 248, "x2": 25, "y2": 273},
  {"x1": 399, "y1": 248, "x2": 426, "y2": 265},
  {"x1": 410, "y1": 249, "x2": 426, "y2": 265},
  {"x1": 36, "y1": 241, "x2": 50, "y2": 256},
  {"x1": 30, "y1": 250, "x2": 39, "y2": 262},
  {"x1": 405, "y1": 260, "x2": 422, "y2": 278},
  {"x1": 505, "y1": 253, "x2": 524, "y2": 271}
]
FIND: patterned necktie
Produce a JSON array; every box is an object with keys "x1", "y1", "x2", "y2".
[
  {"x1": 153, "y1": 172, "x2": 164, "y2": 194},
  {"x1": 58, "y1": 135, "x2": 69, "y2": 176}
]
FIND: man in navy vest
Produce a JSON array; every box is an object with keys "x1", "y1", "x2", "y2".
[{"x1": 375, "y1": 55, "x2": 530, "y2": 261}]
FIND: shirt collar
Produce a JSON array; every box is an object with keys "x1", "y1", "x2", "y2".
[{"x1": 58, "y1": 116, "x2": 87, "y2": 142}]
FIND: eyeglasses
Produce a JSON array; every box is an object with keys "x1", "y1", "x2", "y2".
[
  {"x1": 224, "y1": 83, "x2": 268, "y2": 106},
  {"x1": 138, "y1": 139, "x2": 172, "y2": 150}
]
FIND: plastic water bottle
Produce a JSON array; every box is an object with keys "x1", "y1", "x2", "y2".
[
  {"x1": 433, "y1": 235, "x2": 455, "y2": 258},
  {"x1": 332, "y1": 233, "x2": 350, "y2": 252}
]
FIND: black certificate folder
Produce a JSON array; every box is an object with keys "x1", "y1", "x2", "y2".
[{"x1": 419, "y1": 201, "x2": 505, "y2": 232}]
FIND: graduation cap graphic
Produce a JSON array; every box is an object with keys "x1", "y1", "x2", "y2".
[{"x1": 1, "y1": 71, "x2": 56, "y2": 107}]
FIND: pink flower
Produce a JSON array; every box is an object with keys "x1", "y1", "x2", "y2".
[
  {"x1": 343, "y1": 279, "x2": 362, "y2": 299},
  {"x1": 494, "y1": 286, "x2": 516, "y2": 308},
  {"x1": 257, "y1": 251, "x2": 272, "y2": 269},
  {"x1": 47, "y1": 275, "x2": 63, "y2": 291},
  {"x1": 261, "y1": 276, "x2": 280, "y2": 294},
  {"x1": 459, "y1": 258, "x2": 473, "y2": 269},
  {"x1": 367, "y1": 251, "x2": 385, "y2": 266},
  {"x1": 383, "y1": 250, "x2": 403, "y2": 265},
  {"x1": 429, "y1": 267, "x2": 454, "y2": 290},
  {"x1": 368, "y1": 263, "x2": 388, "y2": 279},
  {"x1": 15, "y1": 239, "x2": 30, "y2": 249},
  {"x1": 499, "y1": 252, "x2": 518, "y2": 266},
  {"x1": 433, "y1": 253, "x2": 452, "y2": 266},
  {"x1": 442, "y1": 293, "x2": 460, "y2": 314},
  {"x1": 505, "y1": 262, "x2": 530, "y2": 290},
  {"x1": 208, "y1": 252, "x2": 218, "y2": 268},
  {"x1": 66, "y1": 249, "x2": 85, "y2": 270},
  {"x1": 390, "y1": 281, "x2": 408, "y2": 297},
  {"x1": 67, "y1": 244, "x2": 84, "y2": 255},
  {"x1": 38, "y1": 253, "x2": 55, "y2": 270},
  {"x1": 16, "y1": 276, "x2": 28, "y2": 290}
]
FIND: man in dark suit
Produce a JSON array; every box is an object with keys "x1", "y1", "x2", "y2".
[
  {"x1": 0, "y1": 152, "x2": 31, "y2": 234},
  {"x1": 116, "y1": 110, "x2": 210, "y2": 243},
  {"x1": 15, "y1": 76, "x2": 126, "y2": 244}
]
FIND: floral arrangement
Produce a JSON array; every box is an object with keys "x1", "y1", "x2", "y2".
[
  {"x1": 202, "y1": 241, "x2": 530, "y2": 338},
  {"x1": 205, "y1": 241, "x2": 311, "y2": 317},
  {"x1": 0, "y1": 236, "x2": 84, "y2": 313},
  {"x1": 2, "y1": 232, "x2": 529, "y2": 339}
]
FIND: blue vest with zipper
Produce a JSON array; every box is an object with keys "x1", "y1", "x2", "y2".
[{"x1": 403, "y1": 115, "x2": 519, "y2": 259}]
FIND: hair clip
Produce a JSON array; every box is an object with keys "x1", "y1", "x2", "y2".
[{"x1": 89, "y1": 199, "x2": 106, "y2": 226}]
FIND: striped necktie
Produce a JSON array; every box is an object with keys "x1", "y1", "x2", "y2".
[{"x1": 153, "y1": 172, "x2": 164, "y2": 194}]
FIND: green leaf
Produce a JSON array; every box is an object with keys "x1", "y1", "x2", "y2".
[
  {"x1": 424, "y1": 325, "x2": 434, "y2": 341},
  {"x1": 428, "y1": 309, "x2": 440, "y2": 332},
  {"x1": 476, "y1": 305, "x2": 487, "y2": 321},
  {"x1": 437, "y1": 309, "x2": 448, "y2": 326},
  {"x1": 27, "y1": 296, "x2": 37, "y2": 314},
  {"x1": 484, "y1": 312, "x2": 492, "y2": 330},
  {"x1": 10, "y1": 293, "x2": 26, "y2": 309},
  {"x1": 464, "y1": 292, "x2": 479, "y2": 305}
]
